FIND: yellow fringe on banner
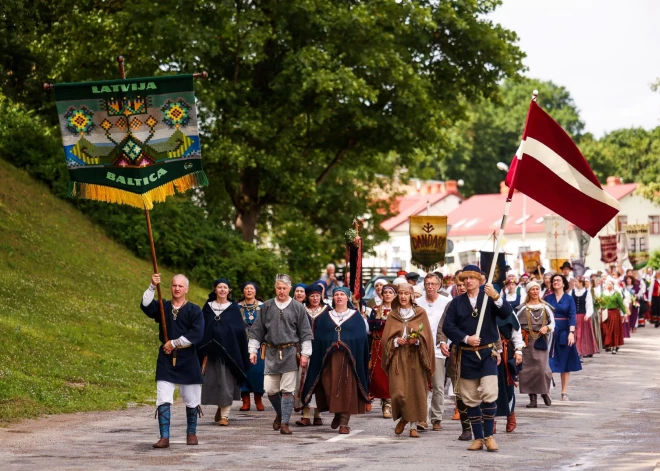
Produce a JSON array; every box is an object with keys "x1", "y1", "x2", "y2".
[{"x1": 70, "y1": 171, "x2": 208, "y2": 209}]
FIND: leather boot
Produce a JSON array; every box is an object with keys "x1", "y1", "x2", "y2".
[
  {"x1": 272, "y1": 414, "x2": 282, "y2": 431},
  {"x1": 254, "y1": 394, "x2": 265, "y2": 411},
  {"x1": 541, "y1": 394, "x2": 552, "y2": 407},
  {"x1": 458, "y1": 430, "x2": 472, "y2": 441},
  {"x1": 484, "y1": 436, "x2": 499, "y2": 452},
  {"x1": 526, "y1": 394, "x2": 538, "y2": 408},
  {"x1": 506, "y1": 413, "x2": 516, "y2": 433},
  {"x1": 452, "y1": 407, "x2": 460, "y2": 420},
  {"x1": 153, "y1": 438, "x2": 170, "y2": 448},
  {"x1": 240, "y1": 392, "x2": 251, "y2": 411},
  {"x1": 280, "y1": 423, "x2": 292, "y2": 435},
  {"x1": 467, "y1": 438, "x2": 484, "y2": 451},
  {"x1": 382, "y1": 403, "x2": 392, "y2": 419},
  {"x1": 395, "y1": 419, "x2": 408, "y2": 435},
  {"x1": 186, "y1": 434, "x2": 198, "y2": 445}
]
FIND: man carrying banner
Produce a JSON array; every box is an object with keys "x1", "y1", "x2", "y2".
[
  {"x1": 442, "y1": 265, "x2": 513, "y2": 452},
  {"x1": 248, "y1": 274, "x2": 313, "y2": 435},
  {"x1": 141, "y1": 273, "x2": 205, "y2": 448}
]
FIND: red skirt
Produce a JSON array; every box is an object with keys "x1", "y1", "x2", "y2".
[
  {"x1": 575, "y1": 313, "x2": 598, "y2": 356},
  {"x1": 368, "y1": 336, "x2": 390, "y2": 399},
  {"x1": 602, "y1": 308, "x2": 624, "y2": 348}
]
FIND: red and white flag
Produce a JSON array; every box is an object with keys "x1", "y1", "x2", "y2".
[{"x1": 505, "y1": 101, "x2": 620, "y2": 237}]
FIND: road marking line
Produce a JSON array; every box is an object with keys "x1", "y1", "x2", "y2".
[{"x1": 326, "y1": 429, "x2": 363, "y2": 442}]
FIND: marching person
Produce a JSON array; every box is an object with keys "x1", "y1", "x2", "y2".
[
  {"x1": 649, "y1": 271, "x2": 660, "y2": 328},
  {"x1": 198, "y1": 279, "x2": 250, "y2": 426},
  {"x1": 442, "y1": 265, "x2": 513, "y2": 452},
  {"x1": 438, "y1": 277, "x2": 473, "y2": 441},
  {"x1": 367, "y1": 284, "x2": 396, "y2": 418},
  {"x1": 416, "y1": 273, "x2": 452, "y2": 431},
  {"x1": 516, "y1": 281, "x2": 555, "y2": 408},
  {"x1": 295, "y1": 283, "x2": 330, "y2": 426},
  {"x1": 141, "y1": 273, "x2": 204, "y2": 448},
  {"x1": 601, "y1": 278, "x2": 628, "y2": 354},
  {"x1": 302, "y1": 287, "x2": 370, "y2": 434},
  {"x1": 382, "y1": 283, "x2": 434, "y2": 438},
  {"x1": 368, "y1": 278, "x2": 388, "y2": 309},
  {"x1": 238, "y1": 282, "x2": 266, "y2": 411},
  {"x1": 546, "y1": 274, "x2": 582, "y2": 401},
  {"x1": 494, "y1": 305, "x2": 524, "y2": 433},
  {"x1": 571, "y1": 276, "x2": 598, "y2": 358},
  {"x1": 293, "y1": 283, "x2": 307, "y2": 304},
  {"x1": 248, "y1": 274, "x2": 313, "y2": 435}
]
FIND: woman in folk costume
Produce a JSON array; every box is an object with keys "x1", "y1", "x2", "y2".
[
  {"x1": 502, "y1": 278, "x2": 523, "y2": 312},
  {"x1": 301, "y1": 287, "x2": 370, "y2": 434},
  {"x1": 367, "y1": 284, "x2": 396, "y2": 418},
  {"x1": 516, "y1": 280, "x2": 555, "y2": 408},
  {"x1": 368, "y1": 278, "x2": 388, "y2": 309},
  {"x1": 545, "y1": 274, "x2": 582, "y2": 401},
  {"x1": 590, "y1": 275, "x2": 605, "y2": 350},
  {"x1": 570, "y1": 277, "x2": 598, "y2": 358},
  {"x1": 601, "y1": 278, "x2": 628, "y2": 354},
  {"x1": 620, "y1": 279, "x2": 633, "y2": 339},
  {"x1": 624, "y1": 275, "x2": 641, "y2": 333},
  {"x1": 542, "y1": 272, "x2": 553, "y2": 298},
  {"x1": 293, "y1": 283, "x2": 307, "y2": 304},
  {"x1": 294, "y1": 283, "x2": 329, "y2": 426},
  {"x1": 239, "y1": 282, "x2": 265, "y2": 411},
  {"x1": 381, "y1": 283, "x2": 434, "y2": 438},
  {"x1": 198, "y1": 279, "x2": 250, "y2": 426}
]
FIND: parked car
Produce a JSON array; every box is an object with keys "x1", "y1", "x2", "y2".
[{"x1": 362, "y1": 275, "x2": 397, "y2": 304}]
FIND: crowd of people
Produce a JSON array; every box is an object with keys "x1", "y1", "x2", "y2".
[{"x1": 139, "y1": 262, "x2": 660, "y2": 452}]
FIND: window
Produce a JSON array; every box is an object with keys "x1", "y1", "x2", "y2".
[
  {"x1": 650, "y1": 216, "x2": 660, "y2": 235},
  {"x1": 617, "y1": 215, "x2": 628, "y2": 232}
]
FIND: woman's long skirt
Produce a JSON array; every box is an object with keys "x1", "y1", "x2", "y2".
[
  {"x1": 202, "y1": 356, "x2": 241, "y2": 407},
  {"x1": 368, "y1": 335, "x2": 390, "y2": 399},
  {"x1": 495, "y1": 338, "x2": 516, "y2": 417},
  {"x1": 602, "y1": 308, "x2": 624, "y2": 348},
  {"x1": 519, "y1": 334, "x2": 552, "y2": 395},
  {"x1": 314, "y1": 350, "x2": 366, "y2": 415},
  {"x1": 241, "y1": 353, "x2": 265, "y2": 395},
  {"x1": 629, "y1": 305, "x2": 639, "y2": 329},
  {"x1": 550, "y1": 319, "x2": 582, "y2": 373},
  {"x1": 575, "y1": 313, "x2": 598, "y2": 356},
  {"x1": 592, "y1": 310, "x2": 603, "y2": 351}
]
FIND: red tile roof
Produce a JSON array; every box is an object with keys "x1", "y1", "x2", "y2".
[
  {"x1": 381, "y1": 191, "x2": 454, "y2": 232},
  {"x1": 447, "y1": 183, "x2": 638, "y2": 237}
]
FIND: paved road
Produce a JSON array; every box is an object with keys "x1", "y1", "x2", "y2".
[{"x1": 2, "y1": 327, "x2": 660, "y2": 471}]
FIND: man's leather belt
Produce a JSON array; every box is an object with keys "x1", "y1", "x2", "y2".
[{"x1": 460, "y1": 342, "x2": 495, "y2": 352}]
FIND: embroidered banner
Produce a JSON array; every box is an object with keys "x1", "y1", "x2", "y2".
[
  {"x1": 574, "y1": 227, "x2": 591, "y2": 260},
  {"x1": 550, "y1": 259, "x2": 570, "y2": 273},
  {"x1": 54, "y1": 75, "x2": 207, "y2": 209},
  {"x1": 599, "y1": 234, "x2": 617, "y2": 264},
  {"x1": 544, "y1": 215, "x2": 570, "y2": 260},
  {"x1": 521, "y1": 251, "x2": 542, "y2": 276},
  {"x1": 409, "y1": 216, "x2": 447, "y2": 271},
  {"x1": 626, "y1": 224, "x2": 650, "y2": 269},
  {"x1": 459, "y1": 250, "x2": 479, "y2": 267},
  {"x1": 616, "y1": 232, "x2": 629, "y2": 264},
  {"x1": 479, "y1": 251, "x2": 506, "y2": 288}
]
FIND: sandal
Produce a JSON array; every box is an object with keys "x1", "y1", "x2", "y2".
[{"x1": 561, "y1": 393, "x2": 569, "y2": 401}]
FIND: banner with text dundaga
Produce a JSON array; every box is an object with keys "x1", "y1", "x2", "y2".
[
  {"x1": 409, "y1": 216, "x2": 447, "y2": 271},
  {"x1": 54, "y1": 74, "x2": 207, "y2": 209}
]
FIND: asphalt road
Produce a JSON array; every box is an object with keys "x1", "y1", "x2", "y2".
[{"x1": 2, "y1": 327, "x2": 660, "y2": 471}]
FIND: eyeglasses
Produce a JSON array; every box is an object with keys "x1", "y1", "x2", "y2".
[{"x1": 424, "y1": 282, "x2": 439, "y2": 286}]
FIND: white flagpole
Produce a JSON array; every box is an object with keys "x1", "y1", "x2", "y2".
[{"x1": 474, "y1": 90, "x2": 538, "y2": 348}]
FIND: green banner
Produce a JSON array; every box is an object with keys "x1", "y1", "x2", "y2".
[{"x1": 53, "y1": 74, "x2": 206, "y2": 209}]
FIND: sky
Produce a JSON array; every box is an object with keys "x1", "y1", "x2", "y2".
[{"x1": 489, "y1": 0, "x2": 660, "y2": 137}]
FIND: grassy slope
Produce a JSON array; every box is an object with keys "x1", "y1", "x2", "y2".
[{"x1": 0, "y1": 160, "x2": 207, "y2": 424}]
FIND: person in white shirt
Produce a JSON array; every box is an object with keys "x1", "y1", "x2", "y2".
[{"x1": 415, "y1": 273, "x2": 452, "y2": 432}]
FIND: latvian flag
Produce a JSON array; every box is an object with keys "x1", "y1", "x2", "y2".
[{"x1": 505, "y1": 101, "x2": 620, "y2": 237}]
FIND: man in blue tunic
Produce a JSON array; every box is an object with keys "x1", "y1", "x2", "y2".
[
  {"x1": 141, "y1": 273, "x2": 204, "y2": 449},
  {"x1": 442, "y1": 265, "x2": 513, "y2": 452}
]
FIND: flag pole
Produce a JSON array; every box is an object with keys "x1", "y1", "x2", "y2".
[
  {"x1": 474, "y1": 90, "x2": 538, "y2": 349},
  {"x1": 115, "y1": 55, "x2": 175, "y2": 366}
]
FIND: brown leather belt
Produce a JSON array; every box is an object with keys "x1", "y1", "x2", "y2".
[{"x1": 460, "y1": 342, "x2": 495, "y2": 352}]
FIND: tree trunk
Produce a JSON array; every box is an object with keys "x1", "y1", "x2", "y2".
[
  {"x1": 230, "y1": 167, "x2": 262, "y2": 243},
  {"x1": 235, "y1": 206, "x2": 260, "y2": 243}
]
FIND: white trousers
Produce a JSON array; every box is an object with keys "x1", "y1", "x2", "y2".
[
  {"x1": 264, "y1": 371, "x2": 297, "y2": 395},
  {"x1": 156, "y1": 381, "x2": 202, "y2": 407}
]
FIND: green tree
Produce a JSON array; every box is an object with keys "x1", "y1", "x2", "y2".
[{"x1": 11, "y1": 0, "x2": 524, "y2": 244}]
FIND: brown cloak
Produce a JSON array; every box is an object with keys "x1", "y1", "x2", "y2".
[{"x1": 381, "y1": 305, "x2": 434, "y2": 422}]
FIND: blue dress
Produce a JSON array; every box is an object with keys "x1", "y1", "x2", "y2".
[
  {"x1": 240, "y1": 301, "x2": 265, "y2": 395},
  {"x1": 546, "y1": 293, "x2": 582, "y2": 373}
]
